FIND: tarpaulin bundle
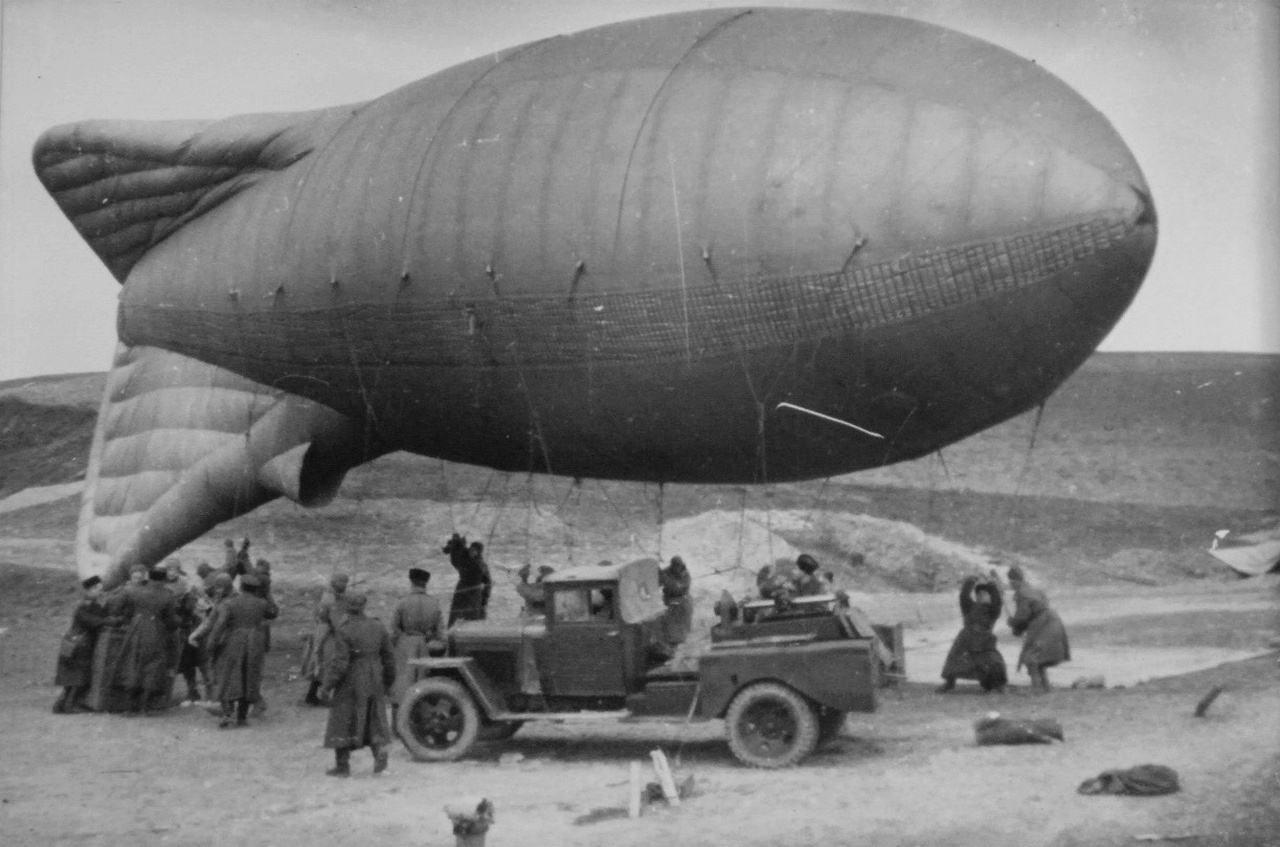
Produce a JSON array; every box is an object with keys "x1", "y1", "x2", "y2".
[
  {"x1": 974, "y1": 714, "x2": 1064, "y2": 745},
  {"x1": 1077, "y1": 764, "x2": 1180, "y2": 796}
]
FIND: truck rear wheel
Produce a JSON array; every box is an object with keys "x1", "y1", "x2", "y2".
[
  {"x1": 397, "y1": 677, "x2": 481, "y2": 762},
  {"x1": 725, "y1": 682, "x2": 819, "y2": 768}
]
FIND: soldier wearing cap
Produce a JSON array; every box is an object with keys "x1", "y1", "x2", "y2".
[
  {"x1": 1007, "y1": 565, "x2": 1071, "y2": 691},
  {"x1": 302, "y1": 572, "x2": 350, "y2": 706},
  {"x1": 113, "y1": 565, "x2": 182, "y2": 715},
  {"x1": 205, "y1": 572, "x2": 278, "y2": 727},
  {"x1": 794, "y1": 554, "x2": 826, "y2": 596},
  {"x1": 322, "y1": 593, "x2": 396, "y2": 776},
  {"x1": 53, "y1": 576, "x2": 122, "y2": 714},
  {"x1": 388, "y1": 568, "x2": 445, "y2": 731}
]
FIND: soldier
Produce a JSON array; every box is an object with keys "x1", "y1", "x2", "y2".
[
  {"x1": 165, "y1": 559, "x2": 205, "y2": 703},
  {"x1": 515, "y1": 564, "x2": 555, "y2": 615},
  {"x1": 84, "y1": 572, "x2": 136, "y2": 713},
  {"x1": 793, "y1": 554, "x2": 826, "y2": 596},
  {"x1": 938, "y1": 575, "x2": 1008, "y2": 694},
  {"x1": 301, "y1": 573, "x2": 349, "y2": 706},
  {"x1": 188, "y1": 571, "x2": 234, "y2": 699},
  {"x1": 322, "y1": 593, "x2": 396, "y2": 777},
  {"x1": 659, "y1": 556, "x2": 693, "y2": 647},
  {"x1": 114, "y1": 566, "x2": 181, "y2": 716},
  {"x1": 388, "y1": 568, "x2": 446, "y2": 730},
  {"x1": 206, "y1": 573, "x2": 278, "y2": 727},
  {"x1": 52, "y1": 576, "x2": 120, "y2": 714},
  {"x1": 1007, "y1": 565, "x2": 1071, "y2": 691}
]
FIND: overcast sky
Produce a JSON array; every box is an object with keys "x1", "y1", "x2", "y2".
[{"x1": 2, "y1": 0, "x2": 1276, "y2": 382}]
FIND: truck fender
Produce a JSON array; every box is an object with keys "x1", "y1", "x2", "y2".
[{"x1": 405, "y1": 656, "x2": 506, "y2": 720}]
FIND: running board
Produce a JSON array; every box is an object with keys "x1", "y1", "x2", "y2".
[{"x1": 491, "y1": 710, "x2": 631, "y2": 723}]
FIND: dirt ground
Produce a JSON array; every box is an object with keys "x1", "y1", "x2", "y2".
[
  {"x1": 1, "y1": 560, "x2": 1276, "y2": 847},
  {"x1": 1, "y1": 359, "x2": 1277, "y2": 846}
]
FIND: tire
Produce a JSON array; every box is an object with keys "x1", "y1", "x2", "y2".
[
  {"x1": 477, "y1": 720, "x2": 524, "y2": 741},
  {"x1": 724, "y1": 681, "x2": 820, "y2": 768},
  {"x1": 817, "y1": 707, "x2": 846, "y2": 743},
  {"x1": 396, "y1": 677, "x2": 481, "y2": 762}
]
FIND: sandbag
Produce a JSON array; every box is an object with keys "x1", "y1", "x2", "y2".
[
  {"x1": 974, "y1": 714, "x2": 1064, "y2": 745},
  {"x1": 1077, "y1": 764, "x2": 1180, "y2": 796}
]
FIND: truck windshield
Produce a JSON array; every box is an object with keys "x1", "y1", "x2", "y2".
[{"x1": 554, "y1": 587, "x2": 615, "y2": 622}]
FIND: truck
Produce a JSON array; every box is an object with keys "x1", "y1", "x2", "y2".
[{"x1": 395, "y1": 558, "x2": 901, "y2": 768}]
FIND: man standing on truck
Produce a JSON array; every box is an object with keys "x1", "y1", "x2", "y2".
[
  {"x1": 388, "y1": 568, "x2": 445, "y2": 732},
  {"x1": 659, "y1": 556, "x2": 693, "y2": 647},
  {"x1": 515, "y1": 564, "x2": 556, "y2": 615}
]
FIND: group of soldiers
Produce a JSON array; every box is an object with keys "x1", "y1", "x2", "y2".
[
  {"x1": 937, "y1": 564, "x2": 1072, "y2": 694},
  {"x1": 295, "y1": 565, "x2": 450, "y2": 776},
  {"x1": 53, "y1": 538, "x2": 278, "y2": 726},
  {"x1": 54, "y1": 533, "x2": 1073, "y2": 781}
]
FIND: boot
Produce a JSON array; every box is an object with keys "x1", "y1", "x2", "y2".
[
  {"x1": 218, "y1": 702, "x2": 236, "y2": 728},
  {"x1": 934, "y1": 676, "x2": 955, "y2": 694},
  {"x1": 326, "y1": 748, "x2": 351, "y2": 777},
  {"x1": 304, "y1": 680, "x2": 325, "y2": 707},
  {"x1": 235, "y1": 699, "x2": 250, "y2": 726},
  {"x1": 1029, "y1": 666, "x2": 1050, "y2": 693},
  {"x1": 51, "y1": 689, "x2": 70, "y2": 714},
  {"x1": 372, "y1": 745, "x2": 389, "y2": 774}
]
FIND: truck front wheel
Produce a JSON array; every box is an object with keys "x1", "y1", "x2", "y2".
[
  {"x1": 397, "y1": 677, "x2": 481, "y2": 762},
  {"x1": 725, "y1": 682, "x2": 820, "y2": 768}
]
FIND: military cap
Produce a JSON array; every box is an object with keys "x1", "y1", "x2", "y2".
[
  {"x1": 81, "y1": 575, "x2": 102, "y2": 590},
  {"x1": 408, "y1": 567, "x2": 431, "y2": 584}
]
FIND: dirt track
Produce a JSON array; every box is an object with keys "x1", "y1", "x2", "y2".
[{"x1": 2, "y1": 562, "x2": 1276, "y2": 847}]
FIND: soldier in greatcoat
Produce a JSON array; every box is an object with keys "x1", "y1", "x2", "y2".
[
  {"x1": 388, "y1": 568, "x2": 445, "y2": 730},
  {"x1": 206, "y1": 573, "x2": 278, "y2": 727},
  {"x1": 443, "y1": 535, "x2": 492, "y2": 624},
  {"x1": 938, "y1": 575, "x2": 1008, "y2": 693},
  {"x1": 322, "y1": 593, "x2": 396, "y2": 777},
  {"x1": 53, "y1": 576, "x2": 121, "y2": 713},
  {"x1": 301, "y1": 573, "x2": 349, "y2": 705},
  {"x1": 113, "y1": 566, "x2": 182, "y2": 715},
  {"x1": 1007, "y1": 565, "x2": 1071, "y2": 691},
  {"x1": 84, "y1": 571, "x2": 137, "y2": 712}
]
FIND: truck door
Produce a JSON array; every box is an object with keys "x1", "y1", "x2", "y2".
[{"x1": 538, "y1": 585, "x2": 627, "y2": 697}]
